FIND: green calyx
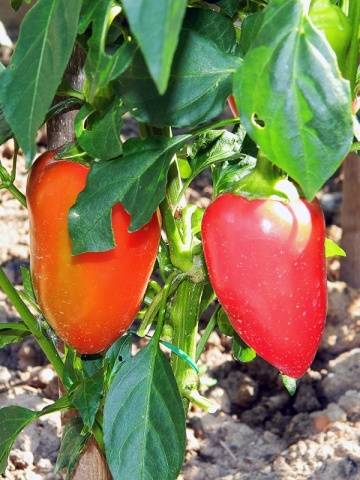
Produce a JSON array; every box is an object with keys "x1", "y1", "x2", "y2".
[{"x1": 214, "y1": 151, "x2": 299, "y2": 202}]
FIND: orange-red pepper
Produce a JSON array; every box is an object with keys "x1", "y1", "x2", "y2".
[{"x1": 27, "y1": 151, "x2": 160, "y2": 354}]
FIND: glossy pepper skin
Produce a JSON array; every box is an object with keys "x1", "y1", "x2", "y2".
[
  {"x1": 202, "y1": 193, "x2": 327, "y2": 378},
  {"x1": 27, "y1": 151, "x2": 161, "y2": 354},
  {"x1": 309, "y1": 0, "x2": 351, "y2": 71}
]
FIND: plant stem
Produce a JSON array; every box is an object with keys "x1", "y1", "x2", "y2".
[
  {"x1": 169, "y1": 278, "x2": 204, "y2": 409},
  {"x1": 160, "y1": 141, "x2": 194, "y2": 272},
  {"x1": 0, "y1": 268, "x2": 64, "y2": 381},
  {"x1": 0, "y1": 159, "x2": 27, "y2": 207},
  {"x1": 93, "y1": 419, "x2": 105, "y2": 453},
  {"x1": 6, "y1": 183, "x2": 27, "y2": 207},
  {"x1": 137, "y1": 274, "x2": 186, "y2": 337},
  {"x1": 346, "y1": 0, "x2": 360, "y2": 94}
]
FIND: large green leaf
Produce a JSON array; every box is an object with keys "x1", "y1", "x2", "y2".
[
  {"x1": 78, "y1": 0, "x2": 98, "y2": 34},
  {"x1": 234, "y1": 0, "x2": 353, "y2": 199},
  {"x1": 75, "y1": 102, "x2": 124, "y2": 160},
  {"x1": 184, "y1": 8, "x2": 237, "y2": 53},
  {"x1": 116, "y1": 10, "x2": 241, "y2": 128},
  {"x1": 103, "y1": 339, "x2": 186, "y2": 480},
  {"x1": 0, "y1": 0, "x2": 82, "y2": 162},
  {"x1": 0, "y1": 67, "x2": 12, "y2": 145},
  {"x1": 122, "y1": 0, "x2": 187, "y2": 94},
  {"x1": 84, "y1": 0, "x2": 137, "y2": 102},
  {"x1": 0, "y1": 106, "x2": 12, "y2": 146},
  {"x1": 0, "y1": 407, "x2": 37, "y2": 473},
  {"x1": 69, "y1": 135, "x2": 190, "y2": 254},
  {"x1": 0, "y1": 396, "x2": 71, "y2": 473}
]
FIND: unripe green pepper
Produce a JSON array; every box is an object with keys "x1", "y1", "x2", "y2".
[{"x1": 309, "y1": 0, "x2": 351, "y2": 72}]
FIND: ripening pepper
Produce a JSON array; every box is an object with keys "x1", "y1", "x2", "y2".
[{"x1": 27, "y1": 151, "x2": 161, "y2": 354}]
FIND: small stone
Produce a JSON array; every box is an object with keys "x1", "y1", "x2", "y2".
[
  {"x1": 0, "y1": 365, "x2": 11, "y2": 384},
  {"x1": 10, "y1": 449, "x2": 34, "y2": 469},
  {"x1": 186, "y1": 428, "x2": 201, "y2": 452},
  {"x1": 207, "y1": 331, "x2": 222, "y2": 347},
  {"x1": 25, "y1": 472, "x2": 43, "y2": 480},
  {"x1": 312, "y1": 415, "x2": 328, "y2": 433},
  {"x1": 334, "y1": 441, "x2": 360, "y2": 458},
  {"x1": 297, "y1": 440, "x2": 307, "y2": 456},
  {"x1": 316, "y1": 445, "x2": 334, "y2": 461},
  {"x1": 35, "y1": 458, "x2": 53, "y2": 474},
  {"x1": 311, "y1": 404, "x2": 346, "y2": 433},
  {"x1": 38, "y1": 367, "x2": 55, "y2": 386},
  {"x1": 209, "y1": 387, "x2": 231, "y2": 414}
]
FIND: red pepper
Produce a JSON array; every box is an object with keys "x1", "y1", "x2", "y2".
[
  {"x1": 27, "y1": 151, "x2": 161, "y2": 354},
  {"x1": 202, "y1": 193, "x2": 327, "y2": 378}
]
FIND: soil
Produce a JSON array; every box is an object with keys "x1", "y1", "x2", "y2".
[{"x1": 0, "y1": 138, "x2": 359, "y2": 480}]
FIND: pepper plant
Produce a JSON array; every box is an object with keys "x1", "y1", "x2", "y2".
[{"x1": 0, "y1": 0, "x2": 358, "y2": 478}]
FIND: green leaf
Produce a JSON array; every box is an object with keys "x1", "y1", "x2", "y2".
[
  {"x1": 122, "y1": 0, "x2": 187, "y2": 94},
  {"x1": 325, "y1": 237, "x2": 346, "y2": 258},
  {"x1": 69, "y1": 135, "x2": 189, "y2": 254},
  {"x1": 232, "y1": 334, "x2": 256, "y2": 363},
  {"x1": 20, "y1": 266, "x2": 36, "y2": 303},
  {"x1": 185, "y1": 128, "x2": 246, "y2": 195},
  {"x1": 0, "y1": 322, "x2": 28, "y2": 332},
  {"x1": 41, "y1": 394, "x2": 72, "y2": 415},
  {"x1": 182, "y1": 8, "x2": 237, "y2": 54},
  {"x1": 0, "y1": 84, "x2": 12, "y2": 145},
  {"x1": 104, "y1": 339, "x2": 186, "y2": 480},
  {"x1": 1, "y1": 0, "x2": 82, "y2": 162},
  {"x1": 0, "y1": 406, "x2": 37, "y2": 473},
  {"x1": 84, "y1": 1, "x2": 137, "y2": 102},
  {"x1": 0, "y1": 322, "x2": 30, "y2": 348},
  {"x1": 75, "y1": 102, "x2": 124, "y2": 160},
  {"x1": 217, "y1": 0, "x2": 241, "y2": 18},
  {"x1": 105, "y1": 333, "x2": 133, "y2": 378},
  {"x1": 217, "y1": 308, "x2": 234, "y2": 337},
  {"x1": 117, "y1": 10, "x2": 241, "y2": 128},
  {"x1": 212, "y1": 156, "x2": 256, "y2": 197},
  {"x1": 63, "y1": 348, "x2": 82, "y2": 389},
  {"x1": 0, "y1": 328, "x2": 29, "y2": 349},
  {"x1": 78, "y1": 0, "x2": 99, "y2": 34},
  {"x1": 81, "y1": 356, "x2": 103, "y2": 378},
  {"x1": 280, "y1": 374, "x2": 297, "y2": 396},
  {"x1": 71, "y1": 370, "x2": 104, "y2": 429},
  {"x1": 55, "y1": 417, "x2": 90, "y2": 479},
  {"x1": 237, "y1": 11, "x2": 264, "y2": 56},
  {"x1": 234, "y1": 0, "x2": 353, "y2": 199}
]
